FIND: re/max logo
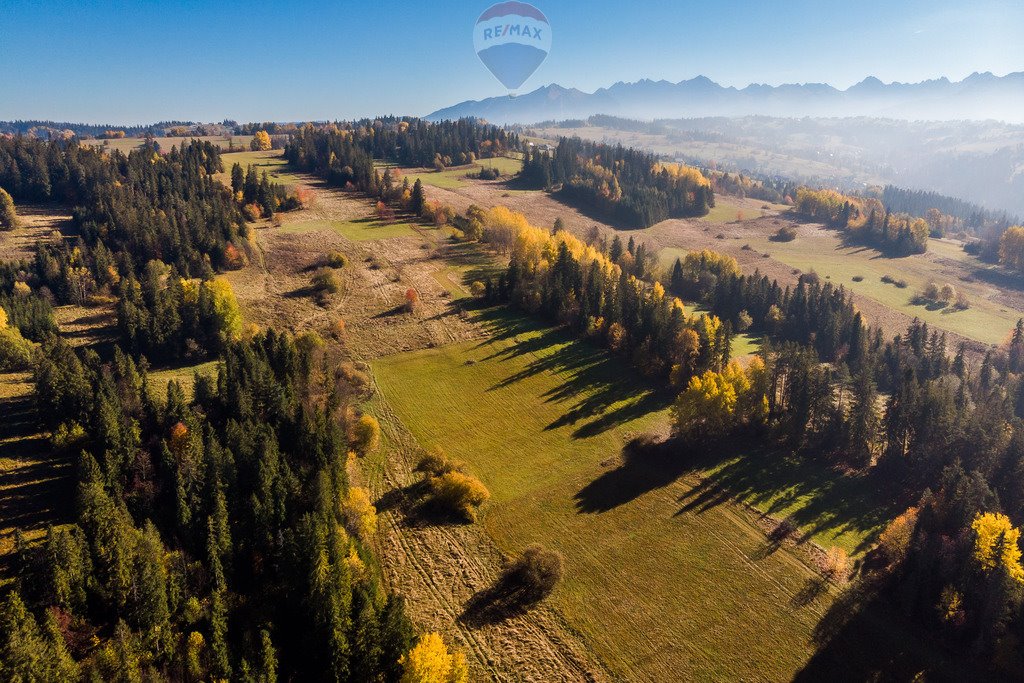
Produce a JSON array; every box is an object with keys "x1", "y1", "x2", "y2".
[{"x1": 482, "y1": 23, "x2": 543, "y2": 41}]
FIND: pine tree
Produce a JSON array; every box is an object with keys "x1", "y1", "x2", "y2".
[{"x1": 411, "y1": 179, "x2": 425, "y2": 216}]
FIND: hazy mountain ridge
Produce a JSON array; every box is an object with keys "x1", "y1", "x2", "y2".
[{"x1": 427, "y1": 72, "x2": 1024, "y2": 124}]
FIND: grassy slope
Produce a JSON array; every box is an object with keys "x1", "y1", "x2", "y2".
[
  {"x1": 370, "y1": 309, "x2": 916, "y2": 680},
  {"x1": 733, "y1": 231, "x2": 1019, "y2": 346},
  {"x1": 218, "y1": 149, "x2": 308, "y2": 187},
  {"x1": 402, "y1": 156, "x2": 524, "y2": 189},
  {"x1": 279, "y1": 217, "x2": 422, "y2": 242},
  {"x1": 147, "y1": 361, "x2": 218, "y2": 400},
  {"x1": 703, "y1": 198, "x2": 766, "y2": 224}
]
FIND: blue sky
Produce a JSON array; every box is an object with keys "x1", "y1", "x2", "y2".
[{"x1": 1, "y1": 0, "x2": 1021, "y2": 124}]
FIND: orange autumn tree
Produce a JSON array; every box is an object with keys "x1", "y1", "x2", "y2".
[{"x1": 404, "y1": 288, "x2": 419, "y2": 313}]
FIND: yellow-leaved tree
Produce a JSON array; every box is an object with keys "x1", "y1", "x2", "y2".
[
  {"x1": 0, "y1": 187, "x2": 19, "y2": 230},
  {"x1": 340, "y1": 486, "x2": 377, "y2": 541},
  {"x1": 350, "y1": 414, "x2": 381, "y2": 456},
  {"x1": 673, "y1": 360, "x2": 767, "y2": 441},
  {"x1": 251, "y1": 130, "x2": 272, "y2": 151},
  {"x1": 999, "y1": 226, "x2": 1024, "y2": 274},
  {"x1": 399, "y1": 632, "x2": 468, "y2": 683},
  {"x1": 0, "y1": 305, "x2": 35, "y2": 370},
  {"x1": 972, "y1": 512, "x2": 1024, "y2": 582},
  {"x1": 204, "y1": 277, "x2": 243, "y2": 342}
]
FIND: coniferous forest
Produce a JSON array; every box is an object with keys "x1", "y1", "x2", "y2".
[
  {"x1": 3, "y1": 115, "x2": 1024, "y2": 679},
  {"x1": 518, "y1": 137, "x2": 715, "y2": 228},
  {"x1": 469, "y1": 201, "x2": 1024, "y2": 674},
  {"x1": 0, "y1": 135, "x2": 416, "y2": 680}
]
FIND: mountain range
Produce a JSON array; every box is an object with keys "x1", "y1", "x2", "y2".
[{"x1": 426, "y1": 72, "x2": 1024, "y2": 124}]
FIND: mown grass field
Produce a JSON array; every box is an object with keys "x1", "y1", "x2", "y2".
[
  {"x1": 279, "y1": 216, "x2": 424, "y2": 242},
  {"x1": 737, "y1": 230, "x2": 1020, "y2": 346},
  {"x1": 401, "y1": 156, "x2": 524, "y2": 189},
  {"x1": 218, "y1": 149, "x2": 308, "y2": 187},
  {"x1": 147, "y1": 361, "x2": 218, "y2": 399},
  {"x1": 430, "y1": 265, "x2": 470, "y2": 299},
  {"x1": 370, "y1": 309, "x2": 933, "y2": 680}
]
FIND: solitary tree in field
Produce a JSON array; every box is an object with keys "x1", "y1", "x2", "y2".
[
  {"x1": 404, "y1": 288, "x2": 420, "y2": 313},
  {"x1": 250, "y1": 130, "x2": 272, "y2": 151},
  {"x1": 0, "y1": 187, "x2": 18, "y2": 230}
]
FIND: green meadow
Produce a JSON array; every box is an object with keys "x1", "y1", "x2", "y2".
[{"x1": 370, "y1": 309, "x2": 936, "y2": 680}]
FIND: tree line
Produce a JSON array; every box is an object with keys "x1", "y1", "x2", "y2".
[
  {"x1": 518, "y1": 137, "x2": 714, "y2": 228},
  {"x1": 477, "y1": 207, "x2": 730, "y2": 384},
  {"x1": 672, "y1": 247, "x2": 1024, "y2": 673},
  {"x1": 284, "y1": 118, "x2": 516, "y2": 191},
  {"x1": 794, "y1": 187, "x2": 929, "y2": 255},
  {"x1": 4, "y1": 331, "x2": 416, "y2": 680},
  {"x1": 879, "y1": 184, "x2": 1019, "y2": 236}
]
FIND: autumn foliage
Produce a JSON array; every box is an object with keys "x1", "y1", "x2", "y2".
[
  {"x1": 972, "y1": 512, "x2": 1024, "y2": 583},
  {"x1": 399, "y1": 632, "x2": 468, "y2": 683},
  {"x1": 672, "y1": 358, "x2": 768, "y2": 442},
  {"x1": 0, "y1": 186, "x2": 18, "y2": 230},
  {"x1": 998, "y1": 226, "x2": 1024, "y2": 274},
  {"x1": 250, "y1": 130, "x2": 272, "y2": 151}
]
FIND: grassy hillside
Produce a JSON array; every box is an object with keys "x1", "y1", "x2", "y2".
[
  {"x1": 218, "y1": 149, "x2": 308, "y2": 186},
  {"x1": 660, "y1": 229, "x2": 1022, "y2": 347},
  {"x1": 400, "y1": 156, "x2": 523, "y2": 189},
  {"x1": 370, "y1": 308, "x2": 932, "y2": 680}
]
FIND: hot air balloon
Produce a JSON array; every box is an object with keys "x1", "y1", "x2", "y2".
[{"x1": 473, "y1": 2, "x2": 551, "y2": 95}]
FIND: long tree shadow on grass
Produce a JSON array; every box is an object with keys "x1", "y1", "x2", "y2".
[
  {"x1": 458, "y1": 575, "x2": 544, "y2": 628},
  {"x1": 795, "y1": 583, "x2": 967, "y2": 682},
  {"x1": 575, "y1": 436, "x2": 688, "y2": 513},
  {"x1": 374, "y1": 480, "x2": 478, "y2": 529},
  {"x1": 576, "y1": 430, "x2": 905, "y2": 555},
  {"x1": 0, "y1": 393, "x2": 74, "y2": 575},
  {"x1": 674, "y1": 444, "x2": 907, "y2": 555},
  {"x1": 470, "y1": 308, "x2": 674, "y2": 437}
]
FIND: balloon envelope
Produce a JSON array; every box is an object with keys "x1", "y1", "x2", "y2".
[{"x1": 473, "y1": 2, "x2": 551, "y2": 91}]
